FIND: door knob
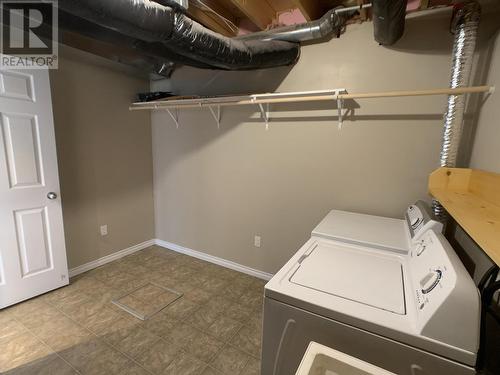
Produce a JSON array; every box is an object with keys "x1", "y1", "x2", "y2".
[{"x1": 47, "y1": 192, "x2": 58, "y2": 200}]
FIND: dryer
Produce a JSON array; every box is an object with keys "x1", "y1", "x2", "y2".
[
  {"x1": 312, "y1": 201, "x2": 443, "y2": 254},
  {"x1": 261, "y1": 229, "x2": 480, "y2": 375}
]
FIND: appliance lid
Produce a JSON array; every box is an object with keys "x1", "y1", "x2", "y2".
[
  {"x1": 289, "y1": 241, "x2": 406, "y2": 314},
  {"x1": 312, "y1": 210, "x2": 409, "y2": 253}
]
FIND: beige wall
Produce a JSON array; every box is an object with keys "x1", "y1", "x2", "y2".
[
  {"x1": 50, "y1": 45, "x2": 154, "y2": 269},
  {"x1": 470, "y1": 30, "x2": 500, "y2": 173},
  {"x1": 151, "y1": 10, "x2": 462, "y2": 274}
]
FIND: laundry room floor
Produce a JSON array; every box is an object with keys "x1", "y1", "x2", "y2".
[{"x1": 0, "y1": 246, "x2": 264, "y2": 375}]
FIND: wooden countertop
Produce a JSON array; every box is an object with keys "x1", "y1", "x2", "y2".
[{"x1": 429, "y1": 167, "x2": 500, "y2": 266}]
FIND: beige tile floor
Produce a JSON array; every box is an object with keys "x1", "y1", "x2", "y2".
[{"x1": 0, "y1": 246, "x2": 264, "y2": 375}]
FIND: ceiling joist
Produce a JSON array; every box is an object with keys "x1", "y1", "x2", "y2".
[
  {"x1": 187, "y1": 8, "x2": 235, "y2": 36},
  {"x1": 292, "y1": 0, "x2": 324, "y2": 21},
  {"x1": 228, "y1": 0, "x2": 276, "y2": 30},
  {"x1": 187, "y1": 0, "x2": 240, "y2": 37}
]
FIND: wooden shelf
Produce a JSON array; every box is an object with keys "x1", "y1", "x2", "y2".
[{"x1": 429, "y1": 168, "x2": 500, "y2": 266}]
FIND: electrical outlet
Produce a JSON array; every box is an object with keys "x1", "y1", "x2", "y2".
[
  {"x1": 100, "y1": 225, "x2": 108, "y2": 236},
  {"x1": 254, "y1": 235, "x2": 261, "y2": 248}
]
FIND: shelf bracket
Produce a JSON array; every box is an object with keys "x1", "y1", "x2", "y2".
[
  {"x1": 335, "y1": 89, "x2": 348, "y2": 130},
  {"x1": 337, "y1": 97, "x2": 344, "y2": 130},
  {"x1": 166, "y1": 108, "x2": 179, "y2": 128},
  {"x1": 258, "y1": 103, "x2": 270, "y2": 130},
  {"x1": 208, "y1": 105, "x2": 221, "y2": 129}
]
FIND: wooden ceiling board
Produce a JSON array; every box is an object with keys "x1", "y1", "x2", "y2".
[
  {"x1": 227, "y1": 0, "x2": 277, "y2": 29},
  {"x1": 187, "y1": 5, "x2": 237, "y2": 36}
]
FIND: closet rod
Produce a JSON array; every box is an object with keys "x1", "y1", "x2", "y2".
[
  {"x1": 336, "y1": 85, "x2": 494, "y2": 100},
  {"x1": 129, "y1": 85, "x2": 494, "y2": 111}
]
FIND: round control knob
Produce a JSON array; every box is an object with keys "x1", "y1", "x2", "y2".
[
  {"x1": 421, "y1": 270, "x2": 442, "y2": 294},
  {"x1": 411, "y1": 216, "x2": 422, "y2": 229},
  {"x1": 416, "y1": 242, "x2": 427, "y2": 256}
]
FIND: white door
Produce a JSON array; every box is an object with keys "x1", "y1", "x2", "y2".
[{"x1": 0, "y1": 66, "x2": 68, "y2": 309}]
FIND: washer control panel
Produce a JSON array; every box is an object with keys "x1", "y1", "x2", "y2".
[
  {"x1": 405, "y1": 201, "x2": 443, "y2": 242},
  {"x1": 408, "y1": 229, "x2": 479, "y2": 352},
  {"x1": 409, "y1": 231, "x2": 451, "y2": 314}
]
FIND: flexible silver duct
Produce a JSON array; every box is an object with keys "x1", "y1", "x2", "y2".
[
  {"x1": 58, "y1": 0, "x2": 300, "y2": 71},
  {"x1": 58, "y1": 1, "x2": 409, "y2": 74},
  {"x1": 432, "y1": 1, "x2": 481, "y2": 221},
  {"x1": 237, "y1": 8, "x2": 348, "y2": 43},
  {"x1": 238, "y1": 2, "x2": 409, "y2": 46}
]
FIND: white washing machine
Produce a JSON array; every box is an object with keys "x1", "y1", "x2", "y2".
[
  {"x1": 312, "y1": 201, "x2": 443, "y2": 254},
  {"x1": 261, "y1": 227, "x2": 480, "y2": 375}
]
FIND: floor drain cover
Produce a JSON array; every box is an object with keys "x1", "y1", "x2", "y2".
[{"x1": 112, "y1": 282, "x2": 182, "y2": 320}]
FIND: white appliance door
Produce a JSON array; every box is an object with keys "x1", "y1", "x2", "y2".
[
  {"x1": 0, "y1": 67, "x2": 68, "y2": 309},
  {"x1": 290, "y1": 241, "x2": 406, "y2": 314},
  {"x1": 312, "y1": 210, "x2": 409, "y2": 253}
]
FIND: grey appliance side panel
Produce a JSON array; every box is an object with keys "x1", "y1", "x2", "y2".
[{"x1": 261, "y1": 297, "x2": 475, "y2": 375}]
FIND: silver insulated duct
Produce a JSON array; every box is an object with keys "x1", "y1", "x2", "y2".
[
  {"x1": 57, "y1": 0, "x2": 300, "y2": 71},
  {"x1": 432, "y1": 1, "x2": 481, "y2": 221},
  {"x1": 237, "y1": 7, "x2": 349, "y2": 43}
]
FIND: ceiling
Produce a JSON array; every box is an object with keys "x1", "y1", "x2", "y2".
[{"x1": 184, "y1": 0, "x2": 454, "y2": 37}]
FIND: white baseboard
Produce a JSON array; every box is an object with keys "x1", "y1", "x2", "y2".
[
  {"x1": 68, "y1": 239, "x2": 156, "y2": 278},
  {"x1": 154, "y1": 239, "x2": 274, "y2": 281},
  {"x1": 68, "y1": 238, "x2": 274, "y2": 281}
]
